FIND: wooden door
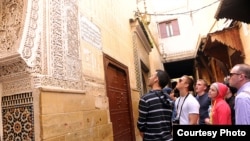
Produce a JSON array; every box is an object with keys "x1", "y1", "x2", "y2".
[{"x1": 103, "y1": 54, "x2": 135, "y2": 141}]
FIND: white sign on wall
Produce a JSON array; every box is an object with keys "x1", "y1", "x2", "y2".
[{"x1": 80, "y1": 15, "x2": 102, "y2": 50}]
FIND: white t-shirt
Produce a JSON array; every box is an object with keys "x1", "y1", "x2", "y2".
[{"x1": 175, "y1": 94, "x2": 200, "y2": 125}]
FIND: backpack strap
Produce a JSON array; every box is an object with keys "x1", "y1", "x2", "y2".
[{"x1": 155, "y1": 91, "x2": 174, "y2": 108}]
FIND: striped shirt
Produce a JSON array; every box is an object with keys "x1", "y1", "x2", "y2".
[{"x1": 137, "y1": 90, "x2": 173, "y2": 141}]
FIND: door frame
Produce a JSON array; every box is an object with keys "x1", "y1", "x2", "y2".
[{"x1": 103, "y1": 53, "x2": 135, "y2": 141}]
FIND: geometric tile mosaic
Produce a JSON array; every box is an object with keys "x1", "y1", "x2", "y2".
[{"x1": 2, "y1": 92, "x2": 34, "y2": 141}]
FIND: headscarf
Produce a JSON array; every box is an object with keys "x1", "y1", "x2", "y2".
[
  {"x1": 211, "y1": 82, "x2": 228, "y2": 100},
  {"x1": 209, "y1": 82, "x2": 229, "y2": 124}
]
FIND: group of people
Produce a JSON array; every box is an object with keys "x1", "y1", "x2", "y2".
[{"x1": 137, "y1": 63, "x2": 250, "y2": 141}]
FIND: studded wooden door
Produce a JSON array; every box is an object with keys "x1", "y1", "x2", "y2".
[{"x1": 103, "y1": 54, "x2": 135, "y2": 141}]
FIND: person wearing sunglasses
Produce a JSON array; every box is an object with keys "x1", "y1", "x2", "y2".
[
  {"x1": 174, "y1": 75, "x2": 200, "y2": 125},
  {"x1": 228, "y1": 63, "x2": 250, "y2": 125}
]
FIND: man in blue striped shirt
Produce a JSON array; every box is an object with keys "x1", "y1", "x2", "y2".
[
  {"x1": 137, "y1": 69, "x2": 173, "y2": 141},
  {"x1": 228, "y1": 63, "x2": 250, "y2": 125}
]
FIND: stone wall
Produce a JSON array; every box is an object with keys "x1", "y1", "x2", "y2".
[{"x1": 40, "y1": 90, "x2": 112, "y2": 141}]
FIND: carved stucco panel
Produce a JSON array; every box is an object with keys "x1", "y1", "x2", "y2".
[
  {"x1": 0, "y1": 0, "x2": 24, "y2": 57},
  {"x1": 0, "y1": 59, "x2": 31, "y2": 81},
  {"x1": 0, "y1": 61, "x2": 26, "y2": 77},
  {"x1": 0, "y1": 0, "x2": 83, "y2": 91},
  {"x1": 65, "y1": 0, "x2": 79, "y2": 58},
  {"x1": 19, "y1": 0, "x2": 41, "y2": 68},
  {"x1": 2, "y1": 78, "x2": 32, "y2": 95},
  {"x1": 64, "y1": 0, "x2": 81, "y2": 81},
  {"x1": 49, "y1": 0, "x2": 65, "y2": 80},
  {"x1": 0, "y1": 58, "x2": 32, "y2": 96},
  {"x1": 40, "y1": 76, "x2": 83, "y2": 90},
  {"x1": 0, "y1": 0, "x2": 42, "y2": 72},
  {"x1": 48, "y1": 0, "x2": 82, "y2": 87}
]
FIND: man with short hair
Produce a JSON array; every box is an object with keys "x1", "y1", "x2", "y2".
[
  {"x1": 137, "y1": 69, "x2": 173, "y2": 141},
  {"x1": 174, "y1": 75, "x2": 200, "y2": 125},
  {"x1": 228, "y1": 63, "x2": 250, "y2": 125},
  {"x1": 195, "y1": 79, "x2": 210, "y2": 125}
]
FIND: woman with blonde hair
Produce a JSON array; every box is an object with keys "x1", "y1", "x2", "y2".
[{"x1": 205, "y1": 82, "x2": 231, "y2": 125}]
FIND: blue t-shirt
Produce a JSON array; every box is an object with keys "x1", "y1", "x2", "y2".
[{"x1": 196, "y1": 93, "x2": 211, "y2": 125}]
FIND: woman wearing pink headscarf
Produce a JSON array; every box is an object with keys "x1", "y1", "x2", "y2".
[{"x1": 205, "y1": 82, "x2": 232, "y2": 125}]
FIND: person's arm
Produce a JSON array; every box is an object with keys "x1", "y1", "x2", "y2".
[
  {"x1": 189, "y1": 113, "x2": 199, "y2": 125},
  {"x1": 188, "y1": 98, "x2": 200, "y2": 125},
  {"x1": 137, "y1": 98, "x2": 148, "y2": 133}
]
